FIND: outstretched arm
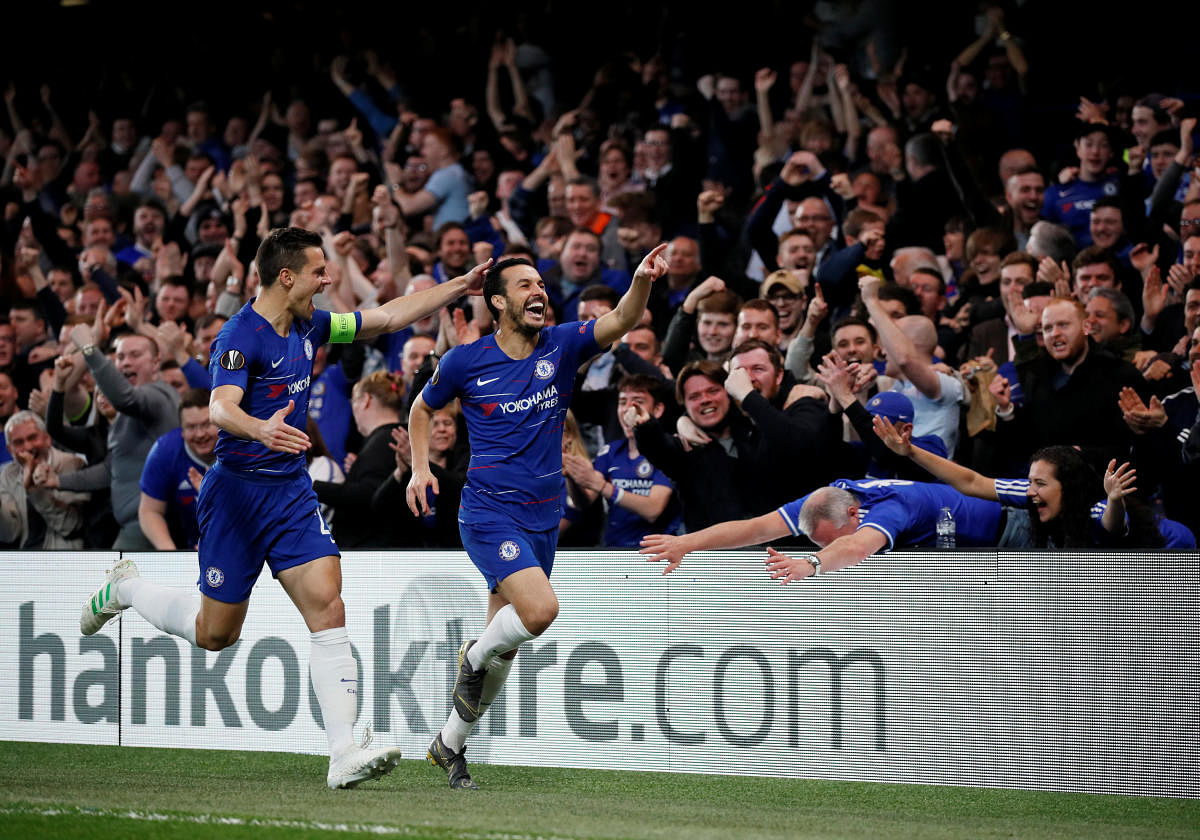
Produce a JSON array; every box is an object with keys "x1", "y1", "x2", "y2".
[
  {"x1": 639, "y1": 509, "x2": 791, "y2": 574},
  {"x1": 764, "y1": 526, "x2": 888, "y2": 583},
  {"x1": 860, "y1": 275, "x2": 943, "y2": 399},
  {"x1": 594, "y1": 243, "x2": 669, "y2": 346},
  {"x1": 873, "y1": 415, "x2": 999, "y2": 500},
  {"x1": 357, "y1": 260, "x2": 490, "y2": 340}
]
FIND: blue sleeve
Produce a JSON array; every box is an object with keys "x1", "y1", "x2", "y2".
[
  {"x1": 420, "y1": 346, "x2": 463, "y2": 410},
  {"x1": 424, "y1": 167, "x2": 454, "y2": 201},
  {"x1": 777, "y1": 493, "x2": 814, "y2": 536},
  {"x1": 994, "y1": 477, "x2": 1032, "y2": 508},
  {"x1": 90, "y1": 267, "x2": 123, "y2": 304},
  {"x1": 182, "y1": 357, "x2": 211, "y2": 389},
  {"x1": 138, "y1": 436, "x2": 173, "y2": 500},
  {"x1": 463, "y1": 213, "x2": 505, "y2": 256},
  {"x1": 1042, "y1": 185, "x2": 1062, "y2": 223},
  {"x1": 856, "y1": 497, "x2": 908, "y2": 552},
  {"x1": 650, "y1": 465, "x2": 674, "y2": 489},
  {"x1": 310, "y1": 309, "x2": 333, "y2": 346},
  {"x1": 210, "y1": 322, "x2": 256, "y2": 391},
  {"x1": 560, "y1": 320, "x2": 603, "y2": 370},
  {"x1": 347, "y1": 88, "x2": 398, "y2": 139}
]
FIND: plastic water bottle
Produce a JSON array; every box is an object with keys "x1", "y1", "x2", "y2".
[{"x1": 936, "y1": 506, "x2": 956, "y2": 549}]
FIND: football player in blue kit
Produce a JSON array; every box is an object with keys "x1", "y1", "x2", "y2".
[
  {"x1": 407, "y1": 244, "x2": 670, "y2": 789},
  {"x1": 80, "y1": 226, "x2": 491, "y2": 789},
  {"x1": 640, "y1": 476, "x2": 1021, "y2": 581}
]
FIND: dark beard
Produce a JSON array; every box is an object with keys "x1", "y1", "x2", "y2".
[{"x1": 503, "y1": 299, "x2": 541, "y2": 339}]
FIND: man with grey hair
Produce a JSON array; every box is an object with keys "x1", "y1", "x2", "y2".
[
  {"x1": 890, "y1": 246, "x2": 940, "y2": 288},
  {"x1": 640, "y1": 477, "x2": 1020, "y2": 579},
  {"x1": 1, "y1": 410, "x2": 88, "y2": 549},
  {"x1": 1026, "y1": 221, "x2": 1076, "y2": 265},
  {"x1": 1085, "y1": 287, "x2": 1138, "y2": 360}
]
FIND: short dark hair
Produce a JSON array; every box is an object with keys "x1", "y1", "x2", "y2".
[
  {"x1": 730, "y1": 338, "x2": 784, "y2": 373},
  {"x1": 910, "y1": 266, "x2": 946, "y2": 294},
  {"x1": 435, "y1": 222, "x2": 467, "y2": 250},
  {"x1": 179, "y1": 387, "x2": 211, "y2": 414},
  {"x1": 254, "y1": 227, "x2": 323, "y2": 288},
  {"x1": 566, "y1": 175, "x2": 599, "y2": 198},
  {"x1": 616, "y1": 373, "x2": 665, "y2": 405},
  {"x1": 876, "y1": 284, "x2": 921, "y2": 315},
  {"x1": 1001, "y1": 252, "x2": 1039, "y2": 274},
  {"x1": 843, "y1": 208, "x2": 884, "y2": 239},
  {"x1": 1072, "y1": 245, "x2": 1120, "y2": 278},
  {"x1": 482, "y1": 257, "x2": 536, "y2": 319},
  {"x1": 579, "y1": 284, "x2": 619, "y2": 308},
  {"x1": 1022, "y1": 281, "x2": 1054, "y2": 298},
  {"x1": 831, "y1": 315, "x2": 877, "y2": 344},
  {"x1": 738, "y1": 298, "x2": 780, "y2": 327},
  {"x1": 1091, "y1": 196, "x2": 1123, "y2": 215},
  {"x1": 675, "y1": 359, "x2": 727, "y2": 405},
  {"x1": 695, "y1": 289, "x2": 742, "y2": 317}
]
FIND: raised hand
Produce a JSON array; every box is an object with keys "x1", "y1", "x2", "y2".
[
  {"x1": 633, "y1": 242, "x2": 670, "y2": 284},
  {"x1": 696, "y1": 189, "x2": 724, "y2": 221},
  {"x1": 1103, "y1": 460, "x2": 1137, "y2": 501},
  {"x1": 1129, "y1": 243, "x2": 1159, "y2": 276},
  {"x1": 872, "y1": 414, "x2": 913, "y2": 456},
  {"x1": 814, "y1": 352, "x2": 855, "y2": 404},
  {"x1": 754, "y1": 67, "x2": 776, "y2": 93},
  {"x1": 389, "y1": 425, "x2": 412, "y2": 473},
  {"x1": 989, "y1": 374, "x2": 1012, "y2": 410},
  {"x1": 858, "y1": 273, "x2": 882, "y2": 302},
  {"x1": 258, "y1": 400, "x2": 310, "y2": 453},
  {"x1": 458, "y1": 258, "x2": 493, "y2": 296}
]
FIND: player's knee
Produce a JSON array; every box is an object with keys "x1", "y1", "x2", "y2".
[
  {"x1": 196, "y1": 626, "x2": 240, "y2": 651},
  {"x1": 521, "y1": 598, "x2": 558, "y2": 635}
]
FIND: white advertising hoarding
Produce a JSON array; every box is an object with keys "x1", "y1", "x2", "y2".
[{"x1": 2, "y1": 549, "x2": 1196, "y2": 797}]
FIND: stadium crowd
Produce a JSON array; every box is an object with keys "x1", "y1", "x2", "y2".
[{"x1": 2, "y1": 4, "x2": 1198, "y2": 554}]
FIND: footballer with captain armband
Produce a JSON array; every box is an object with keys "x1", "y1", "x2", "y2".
[{"x1": 79, "y1": 226, "x2": 491, "y2": 789}]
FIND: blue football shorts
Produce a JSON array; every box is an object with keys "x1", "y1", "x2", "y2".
[
  {"x1": 459, "y1": 516, "x2": 558, "y2": 592},
  {"x1": 196, "y1": 462, "x2": 339, "y2": 603}
]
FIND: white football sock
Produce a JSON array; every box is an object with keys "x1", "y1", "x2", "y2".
[
  {"x1": 468, "y1": 605, "x2": 533, "y2": 670},
  {"x1": 440, "y1": 655, "x2": 515, "y2": 752},
  {"x1": 310, "y1": 627, "x2": 357, "y2": 757},
  {"x1": 124, "y1": 579, "x2": 199, "y2": 646}
]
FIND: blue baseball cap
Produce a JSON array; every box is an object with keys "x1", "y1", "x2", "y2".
[{"x1": 866, "y1": 391, "x2": 915, "y2": 424}]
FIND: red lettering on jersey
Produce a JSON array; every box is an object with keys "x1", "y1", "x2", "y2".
[
  {"x1": 267, "y1": 384, "x2": 288, "y2": 399},
  {"x1": 481, "y1": 402, "x2": 500, "y2": 416}
]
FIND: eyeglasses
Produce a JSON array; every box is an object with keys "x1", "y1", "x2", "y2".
[
  {"x1": 643, "y1": 139, "x2": 669, "y2": 147},
  {"x1": 1182, "y1": 218, "x2": 1200, "y2": 228}
]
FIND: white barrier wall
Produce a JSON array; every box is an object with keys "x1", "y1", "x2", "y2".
[{"x1": 2, "y1": 549, "x2": 1197, "y2": 798}]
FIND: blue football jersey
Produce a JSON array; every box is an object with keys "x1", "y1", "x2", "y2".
[
  {"x1": 210, "y1": 301, "x2": 361, "y2": 476},
  {"x1": 420, "y1": 320, "x2": 602, "y2": 531},
  {"x1": 777, "y1": 478, "x2": 1004, "y2": 551},
  {"x1": 1041, "y1": 175, "x2": 1120, "y2": 247},
  {"x1": 593, "y1": 437, "x2": 679, "y2": 547},
  {"x1": 139, "y1": 428, "x2": 209, "y2": 548}
]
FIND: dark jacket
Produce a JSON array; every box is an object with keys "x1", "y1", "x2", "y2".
[
  {"x1": 1000, "y1": 337, "x2": 1146, "y2": 466},
  {"x1": 314, "y1": 421, "x2": 398, "y2": 548}
]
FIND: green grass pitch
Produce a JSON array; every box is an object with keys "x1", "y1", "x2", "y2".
[{"x1": 0, "y1": 741, "x2": 1195, "y2": 839}]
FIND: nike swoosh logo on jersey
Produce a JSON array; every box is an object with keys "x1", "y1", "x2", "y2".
[
  {"x1": 271, "y1": 356, "x2": 285, "y2": 368},
  {"x1": 477, "y1": 376, "x2": 500, "y2": 386}
]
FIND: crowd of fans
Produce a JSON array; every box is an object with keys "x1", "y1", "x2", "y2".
[{"x1": 2, "y1": 4, "x2": 1198, "y2": 553}]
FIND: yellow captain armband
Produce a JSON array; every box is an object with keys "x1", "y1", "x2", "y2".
[{"x1": 329, "y1": 312, "x2": 359, "y2": 344}]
